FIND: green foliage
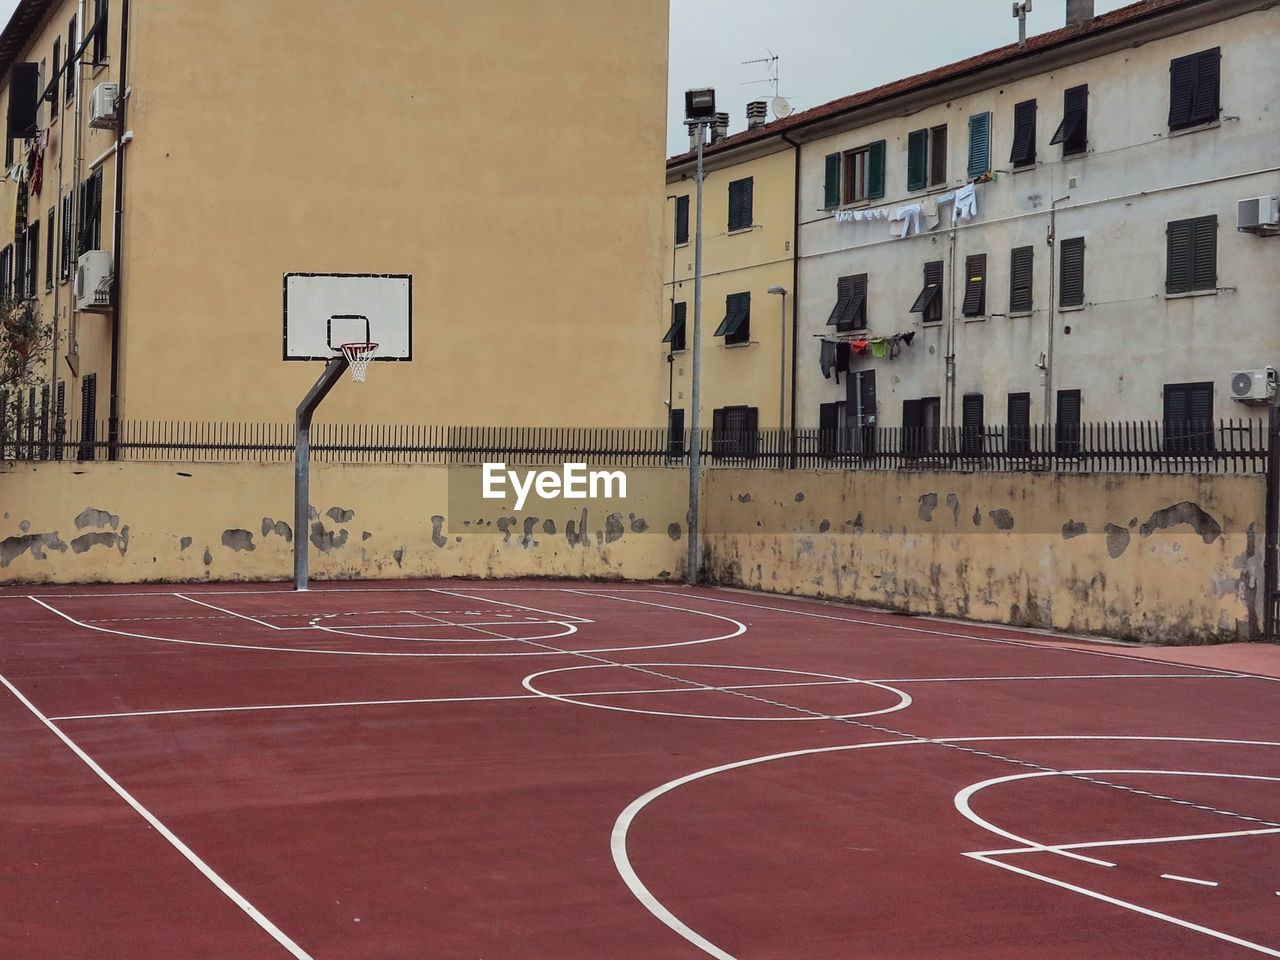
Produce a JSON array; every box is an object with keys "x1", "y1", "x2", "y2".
[{"x1": 0, "y1": 296, "x2": 52, "y2": 392}]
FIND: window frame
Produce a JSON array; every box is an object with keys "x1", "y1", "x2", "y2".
[
  {"x1": 1009, "y1": 99, "x2": 1037, "y2": 169},
  {"x1": 714, "y1": 291, "x2": 751, "y2": 345},
  {"x1": 967, "y1": 112, "x2": 992, "y2": 179},
  {"x1": 1007, "y1": 392, "x2": 1032, "y2": 455},
  {"x1": 673, "y1": 194, "x2": 689, "y2": 246},
  {"x1": 1169, "y1": 48, "x2": 1221, "y2": 131},
  {"x1": 711, "y1": 405, "x2": 760, "y2": 460},
  {"x1": 65, "y1": 15, "x2": 77, "y2": 106},
  {"x1": 1163, "y1": 382, "x2": 1215, "y2": 454},
  {"x1": 961, "y1": 394, "x2": 985, "y2": 457},
  {"x1": 1059, "y1": 236, "x2": 1086, "y2": 307},
  {"x1": 910, "y1": 260, "x2": 944, "y2": 324},
  {"x1": 1050, "y1": 84, "x2": 1089, "y2": 155},
  {"x1": 1009, "y1": 246, "x2": 1034, "y2": 314},
  {"x1": 1166, "y1": 215, "x2": 1217, "y2": 295},
  {"x1": 961, "y1": 254, "x2": 987, "y2": 318},
  {"x1": 727, "y1": 177, "x2": 754, "y2": 232},
  {"x1": 827, "y1": 274, "x2": 868, "y2": 333},
  {"x1": 663, "y1": 301, "x2": 687, "y2": 352},
  {"x1": 1056, "y1": 389, "x2": 1083, "y2": 456}
]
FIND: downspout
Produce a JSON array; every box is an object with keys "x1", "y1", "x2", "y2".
[
  {"x1": 781, "y1": 131, "x2": 801, "y2": 467},
  {"x1": 1044, "y1": 193, "x2": 1070, "y2": 430},
  {"x1": 106, "y1": 0, "x2": 130, "y2": 460}
]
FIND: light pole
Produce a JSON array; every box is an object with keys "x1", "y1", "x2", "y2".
[
  {"x1": 768, "y1": 286, "x2": 788, "y2": 443},
  {"x1": 684, "y1": 88, "x2": 715, "y2": 584}
]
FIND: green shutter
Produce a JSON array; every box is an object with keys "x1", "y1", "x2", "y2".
[
  {"x1": 867, "y1": 140, "x2": 886, "y2": 200},
  {"x1": 968, "y1": 112, "x2": 991, "y2": 179},
  {"x1": 907, "y1": 130, "x2": 928, "y2": 192},
  {"x1": 824, "y1": 153, "x2": 841, "y2": 209}
]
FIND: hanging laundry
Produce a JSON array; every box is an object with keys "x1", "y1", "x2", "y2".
[
  {"x1": 889, "y1": 203, "x2": 925, "y2": 239},
  {"x1": 922, "y1": 196, "x2": 941, "y2": 231},
  {"x1": 953, "y1": 183, "x2": 978, "y2": 223},
  {"x1": 870, "y1": 338, "x2": 890, "y2": 358},
  {"x1": 820, "y1": 339, "x2": 837, "y2": 379},
  {"x1": 836, "y1": 341, "x2": 851, "y2": 378},
  {"x1": 852, "y1": 340, "x2": 870, "y2": 355},
  {"x1": 901, "y1": 331, "x2": 917, "y2": 346}
]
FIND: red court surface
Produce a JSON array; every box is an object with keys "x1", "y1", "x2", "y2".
[{"x1": 2, "y1": 580, "x2": 1278, "y2": 959}]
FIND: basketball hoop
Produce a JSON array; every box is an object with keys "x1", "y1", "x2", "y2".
[{"x1": 339, "y1": 342, "x2": 379, "y2": 383}]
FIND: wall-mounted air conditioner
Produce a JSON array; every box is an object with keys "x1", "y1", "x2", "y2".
[
  {"x1": 74, "y1": 250, "x2": 113, "y2": 312},
  {"x1": 88, "y1": 83, "x2": 119, "y2": 129},
  {"x1": 1230, "y1": 368, "x2": 1277, "y2": 404},
  {"x1": 1237, "y1": 196, "x2": 1280, "y2": 235}
]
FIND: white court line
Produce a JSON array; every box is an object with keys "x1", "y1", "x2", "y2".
[
  {"x1": 613, "y1": 736, "x2": 1280, "y2": 960},
  {"x1": 1162, "y1": 873, "x2": 1220, "y2": 887},
  {"x1": 174, "y1": 594, "x2": 284, "y2": 631},
  {"x1": 977, "y1": 825, "x2": 1280, "y2": 858},
  {"x1": 0, "y1": 671, "x2": 313, "y2": 960},
  {"x1": 428, "y1": 587, "x2": 594, "y2": 624},
  {"x1": 50, "y1": 693, "x2": 545, "y2": 721}
]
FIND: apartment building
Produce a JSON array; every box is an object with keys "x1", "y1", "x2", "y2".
[
  {"x1": 1, "y1": 0, "x2": 670, "y2": 453},
  {"x1": 665, "y1": 0, "x2": 1279, "y2": 453}
]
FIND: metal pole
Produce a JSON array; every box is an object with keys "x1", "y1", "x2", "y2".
[
  {"x1": 1264, "y1": 404, "x2": 1280, "y2": 637},
  {"x1": 293, "y1": 356, "x2": 348, "y2": 590},
  {"x1": 686, "y1": 125, "x2": 706, "y2": 584},
  {"x1": 779, "y1": 291, "x2": 787, "y2": 439}
]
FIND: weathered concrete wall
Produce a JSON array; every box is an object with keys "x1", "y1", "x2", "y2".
[
  {"x1": 0, "y1": 462, "x2": 688, "y2": 584},
  {"x1": 702, "y1": 469, "x2": 1266, "y2": 644}
]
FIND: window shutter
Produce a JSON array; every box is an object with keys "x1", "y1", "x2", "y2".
[
  {"x1": 1009, "y1": 246, "x2": 1034, "y2": 313},
  {"x1": 728, "y1": 181, "x2": 741, "y2": 231},
  {"x1": 674, "y1": 195, "x2": 689, "y2": 245},
  {"x1": 866, "y1": 140, "x2": 886, "y2": 200},
  {"x1": 851, "y1": 274, "x2": 868, "y2": 329},
  {"x1": 962, "y1": 254, "x2": 986, "y2": 317},
  {"x1": 1190, "y1": 48, "x2": 1221, "y2": 126},
  {"x1": 1191, "y1": 215, "x2": 1217, "y2": 291},
  {"x1": 1056, "y1": 390, "x2": 1082, "y2": 454},
  {"x1": 1009, "y1": 101, "x2": 1036, "y2": 167},
  {"x1": 907, "y1": 130, "x2": 928, "y2": 191},
  {"x1": 1059, "y1": 237, "x2": 1085, "y2": 307},
  {"x1": 929, "y1": 125, "x2": 948, "y2": 186},
  {"x1": 824, "y1": 153, "x2": 841, "y2": 209},
  {"x1": 1007, "y1": 393, "x2": 1031, "y2": 454},
  {"x1": 45, "y1": 207, "x2": 54, "y2": 290},
  {"x1": 78, "y1": 374, "x2": 97, "y2": 461},
  {"x1": 741, "y1": 178, "x2": 753, "y2": 227},
  {"x1": 967, "y1": 113, "x2": 991, "y2": 179},
  {"x1": 1166, "y1": 220, "x2": 1194, "y2": 293},
  {"x1": 1168, "y1": 53, "x2": 1197, "y2": 128},
  {"x1": 961, "y1": 394, "x2": 984, "y2": 455}
]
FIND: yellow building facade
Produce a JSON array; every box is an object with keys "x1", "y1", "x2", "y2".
[
  {"x1": 0, "y1": 0, "x2": 670, "y2": 442},
  {"x1": 662, "y1": 131, "x2": 796, "y2": 437}
]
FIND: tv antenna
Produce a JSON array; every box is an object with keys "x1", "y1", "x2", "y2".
[{"x1": 741, "y1": 50, "x2": 792, "y2": 117}]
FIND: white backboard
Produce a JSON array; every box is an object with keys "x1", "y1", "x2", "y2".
[{"x1": 283, "y1": 273, "x2": 412, "y2": 361}]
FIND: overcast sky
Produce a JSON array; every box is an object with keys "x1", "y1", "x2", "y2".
[{"x1": 667, "y1": 0, "x2": 1132, "y2": 155}]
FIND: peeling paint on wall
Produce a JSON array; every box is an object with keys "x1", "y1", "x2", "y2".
[
  {"x1": 202, "y1": 547, "x2": 213, "y2": 565},
  {"x1": 179, "y1": 537, "x2": 193, "y2": 551},
  {"x1": 309, "y1": 523, "x2": 348, "y2": 552},
  {"x1": 1104, "y1": 523, "x2": 1132, "y2": 559},
  {"x1": 1139, "y1": 502, "x2": 1223, "y2": 544},
  {"x1": 667, "y1": 523, "x2": 683, "y2": 542},
  {"x1": 918, "y1": 493, "x2": 938, "y2": 522},
  {"x1": 946, "y1": 494, "x2": 961, "y2": 526},
  {"x1": 629, "y1": 514, "x2": 649, "y2": 534},
  {"x1": 496, "y1": 516, "x2": 517, "y2": 545},
  {"x1": 1062, "y1": 520, "x2": 1088, "y2": 539},
  {"x1": 75, "y1": 508, "x2": 119, "y2": 530},
  {"x1": 260, "y1": 518, "x2": 293, "y2": 543},
  {"x1": 988, "y1": 509, "x2": 1015, "y2": 531},
  {"x1": 0, "y1": 532, "x2": 68, "y2": 567},
  {"x1": 326, "y1": 507, "x2": 355, "y2": 524},
  {"x1": 72, "y1": 527, "x2": 130, "y2": 556},
  {"x1": 605, "y1": 513, "x2": 625, "y2": 544},
  {"x1": 221, "y1": 529, "x2": 256, "y2": 552},
  {"x1": 542, "y1": 519, "x2": 556, "y2": 536}
]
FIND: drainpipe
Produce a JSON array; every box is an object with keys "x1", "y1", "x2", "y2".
[
  {"x1": 1044, "y1": 194, "x2": 1070, "y2": 429},
  {"x1": 781, "y1": 131, "x2": 801, "y2": 467},
  {"x1": 106, "y1": 0, "x2": 130, "y2": 460}
]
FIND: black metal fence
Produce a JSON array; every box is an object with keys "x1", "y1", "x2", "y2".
[{"x1": 0, "y1": 417, "x2": 1269, "y2": 474}]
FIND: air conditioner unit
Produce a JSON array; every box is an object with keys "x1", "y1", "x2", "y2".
[
  {"x1": 74, "y1": 250, "x2": 113, "y2": 312},
  {"x1": 1230, "y1": 368, "x2": 1277, "y2": 404},
  {"x1": 1237, "y1": 195, "x2": 1280, "y2": 235},
  {"x1": 88, "y1": 82, "x2": 119, "y2": 129}
]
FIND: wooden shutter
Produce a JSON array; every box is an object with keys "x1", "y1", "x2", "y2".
[
  {"x1": 1009, "y1": 246, "x2": 1034, "y2": 313},
  {"x1": 902, "y1": 399, "x2": 924, "y2": 454},
  {"x1": 45, "y1": 207, "x2": 54, "y2": 290},
  {"x1": 961, "y1": 394, "x2": 984, "y2": 455},
  {"x1": 51, "y1": 39, "x2": 60, "y2": 117},
  {"x1": 1007, "y1": 393, "x2": 1031, "y2": 454},
  {"x1": 1191, "y1": 215, "x2": 1217, "y2": 291},
  {"x1": 1009, "y1": 100, "x2": 1036, "y2": 167},
  {"x1": 667, "y1": 408, "x2": 685, "y2": 457},
  {"x1": 829, "y1": 275, "x2": 865, "y2": 330},
  {"x1": 27, "y1": 221, "x2": 39, "y2": 294},
  {"x1": 929, "y1": 125, "x2": 948, "y2": 186},
  {"x1": 866, "y1": 140, "x2": 886, "y2": 200},
  {"x1": 94, "y1": 0, "x2": 109, "y2": 63},
  {"x1": 824, "y1": 153, "x2": 841, "y2": 209},
  {"x1": 1163, "y1": 382, "x2": 1212, "y2": 453},
  {"x1": 962, "y1": 254, "x2": 986, "y2": 317},
  {"x1": 911, "y1": 261, "x2": 943, "y2": 316},
  {"x1": 1166, "y1": 219, "x2": 1194, "y2": 293},
  {"x1": 1189, "y1": 49, "x2": 1220, "y2": 126},
  {"x1": 1059, "y1": 237, "x2": 1085, "y2": 307},
  {"x1": 663, "y1": 301, "x2": 687, "y2": 347},
  {"x1": 907, "y1": 130, "x2": 928, "y2": 191},
  {"x1": 1056, "y1": 390, "x2": 1082, "y2": 455},
  {"x1": 967, "y1": 113, "x2": 991, "y2": 179},
  {"x1": 7, "y1": 62, "x2": 39, "y2": 140},
  {"x1": 1169, "y1": 52, "x2": 1197, "y2": 128},
  {"x1": 739, "y1": 178, "x2": 754, "y2": 229},
  {"x1": 674, "y1": 195, "x2": 689, "y2": 245},
  {"x1": 78, "y1": 373, "x2": 97, "y2": 461}
]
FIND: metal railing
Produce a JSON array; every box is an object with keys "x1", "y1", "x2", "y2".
[{"x1": 0, "y1": 417, "x2": 1268, "y2": 475}]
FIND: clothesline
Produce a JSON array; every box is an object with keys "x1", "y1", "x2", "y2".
[
  {"x1": 832, "y1": 182, "x2": 979, "y2": 238},
  {"x1": 818, "y1": 331, "x2": 918, "y2": 381}
]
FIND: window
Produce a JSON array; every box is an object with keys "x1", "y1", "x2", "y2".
[
  {"x1": 1009, "y1": 99, "x2": 1037, "y2": 168},
  {"x1": 929, "y1": 125, "x2": 947, "y2": 187},
  {"x1": 45, "y1": 208, "x2": 54, "y2": 291},
  {"x1": 845, "y1": 141, "x2": 886, "y2": 205},
  {"x1": 674, "y1": 195, "x2": 689, "y2": 246},
  {"x1": 714, "y1": 291, "x2": 750, "y2": 345},
  {"x1": 961, "y1": 394, "x2": 985, "y2": 456},
  {"x1": 1059, "y1": 237, "x2": 1085, "y2": 307},
  {"x1": 78, "y1": 373, "x2": 96, "y2": 462},
  {"x1": 827, "y1": 274, "x2": 867, "y2": 332},
  {"x1": 50, "y1": 39, "x2": 59, "y2": 119},
  {"x1": 910, "y1": 260, "x2": 944, "y2": 324},
  {"x1": 36, "y1": 60, "x2": 45, "y2": 130},
  {"x1": 54, "y1": 380, "x2": 66, "y2": 460},
  {"x1": 1007, "y1": 393, "x2": 1032, "y2": 455},
  {"x1": 24, "y1": 220, "x2": 40, "y2": 298},
  {"x1": 38, "y1": 384, "x2": 49, "y2": 460},
  {"x1": 1009, "y1": 246, "x2": 1034, "y2": 313},
  {"x1": 967, "y1": 112, "x2": 992, "y2": 179},
  {"x1": 4, "y1": 127, "x2": 11, "y2": 167},
  {"x1": 92, "y1": 0, "x2": 108, "y2": 64},
  {"x1": 961, "y1": 254, "x2": 987, "y2": 317},
  {"x1": 662, "y1": 301, "x2": 687, "y2": 351},
  {"x1": 0, "y1": 245, "x2": 11, "y2": 297},
  {"x1": 1164, "y1": 382, "x2": 1214, "y2": 453},
  {"x1": 818, "y1": 401, "x2": 848, "y2": 457},
  {"x1": 79, "y1": 168, "x2": 104, "y2": 251},
  {"x1": 65, "y1": 15, "x2": 77, "y2": 106},
  {"x1": 1056, "y1": 390, "x2": 1082, "y2": 456},
  {"x1": 902, "y1": 397, "x2": 941, "y2": 455},
  {"x1": 1166, "y1": 216, "x2": 1216, "y2": 294},
  {"x1": 848, "y1": 369, "x2": 877, "y2": 455},
  {"x1": 727, "y1": 177, "x2": 753, "y2": 231},
  {"x1": 905, "y1": 126, "x2": 951, "y2": 192},
  {"x1": 666, "y1": 408, "x2": 685, "y2": 458},
  {"x1": 1169, "y1": 48, "x2": 1220, "y2": 131},
  {"x1": 1050, "y1": 85, "x2": 1088, "y2": 154},
  {"x1": 712, "y1": 405, "x2": 759, "y2": 459},
  {"x1": 60, "y1": 193, "x2": 73, "y2": 278}
]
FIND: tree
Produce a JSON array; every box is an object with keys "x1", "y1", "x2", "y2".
[{"x1": 0, "y1": 297, "x2": 55, "y2": 451}]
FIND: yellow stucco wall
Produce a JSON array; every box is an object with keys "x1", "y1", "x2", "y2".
[
  {"x1": 701, "y1": 468, "x2": 1266, "y2": 644},
  {"x1": 0, "y1": 460, "x2": 689, "y2": 583}
]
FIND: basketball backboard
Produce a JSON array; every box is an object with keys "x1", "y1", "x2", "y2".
[{"x1": 283, "y1": 273, "x2": 412, "y2": 361}]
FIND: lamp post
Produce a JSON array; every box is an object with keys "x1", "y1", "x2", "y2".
[
  {"x1": 684, "y1": 87, "x2": 715, "y2": 584},
  {"x1": 768, "y1": 285, "x2": 788, "y2": 443}
]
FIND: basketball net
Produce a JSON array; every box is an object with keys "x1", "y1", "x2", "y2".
[{"x1": 340, "y1": 342, "x2": 379, "y2": 383}]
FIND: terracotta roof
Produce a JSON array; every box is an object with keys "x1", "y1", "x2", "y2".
[
  {"x1": 668, "y1": 0, "x2": 1203, "y2": 165},
  {"x1": 0, "y1": 0, "x2": 58, "y2": 82}
]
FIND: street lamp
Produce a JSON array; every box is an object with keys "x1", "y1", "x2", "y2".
[
  {"x1": 768, "y1": 286, "x2": 788, "y2": 439},
  {"x1": 684, "y1": 87, "x2": 714, "y2": 585}
]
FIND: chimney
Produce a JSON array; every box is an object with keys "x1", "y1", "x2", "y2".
[
  {"x1": 1066, "y1": 0, "x2": 1095, "y2": 26},
  {"x1": 710, "y1": 111, "x2": 730, "y2": 143},
  {"x1": 746, "y1": 101, "x2": 768, "y2": 130},
  {"x1": 686, "y1": 121, "x2": 706, "y2": 152}
]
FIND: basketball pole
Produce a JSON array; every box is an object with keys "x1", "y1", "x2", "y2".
[{"x1": 294, "y1": 356, "x2": 349, "y2": 591}]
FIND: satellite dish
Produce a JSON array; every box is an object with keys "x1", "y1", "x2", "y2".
[{"x1": 771, "y1": 96, "x2": 793, "y2": 119}]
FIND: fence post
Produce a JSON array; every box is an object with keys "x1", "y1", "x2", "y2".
[{"x1": 1264, "y1": 406, "x2": 1279, "y2": 639}]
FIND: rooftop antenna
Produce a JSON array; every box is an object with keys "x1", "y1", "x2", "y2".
[
  {"x1": 1012, "y1": 0, "x2": 1033, "y2": 47},
  {"x1": 741, "y1": 50, "x2": 792, "y2": 118}
]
